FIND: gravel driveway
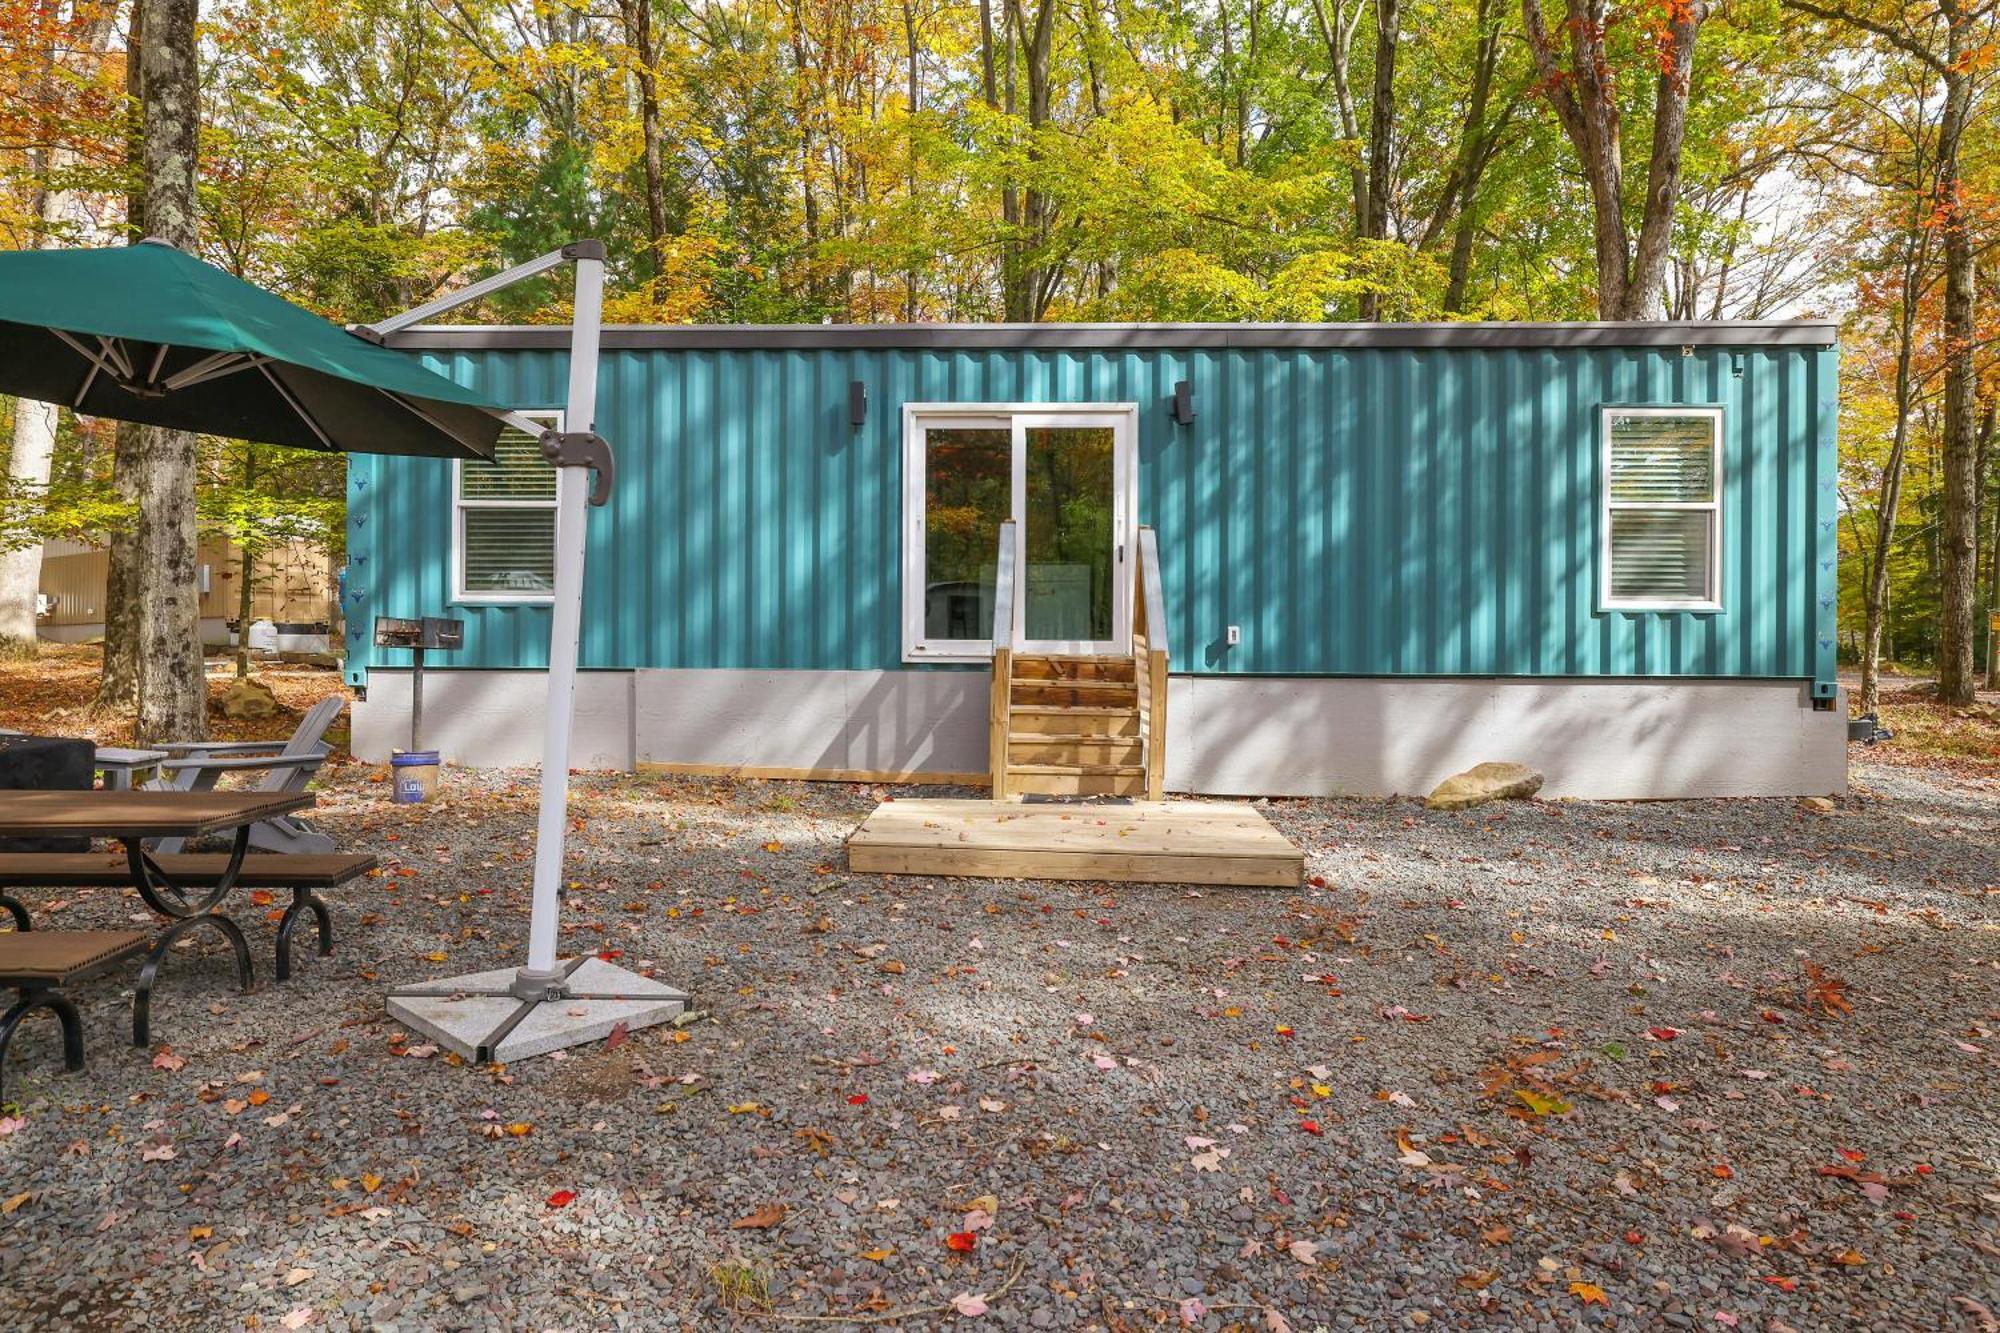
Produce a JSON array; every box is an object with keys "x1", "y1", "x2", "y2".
[{"x1": 1, "y1": 757, "x2": 1996, "y2": 1332}]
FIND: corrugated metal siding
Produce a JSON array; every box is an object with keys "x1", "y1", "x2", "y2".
[{"x1": 346, "y1": 343, "x2": 1836, "y2": 687}]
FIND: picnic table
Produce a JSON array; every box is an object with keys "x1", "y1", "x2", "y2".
[
  {"x1": 0, "y1": 790, "x2": 319, "y2": 1058},
  {"x1": 0, "y1": 790, "x2": 313, "y2": 918}
]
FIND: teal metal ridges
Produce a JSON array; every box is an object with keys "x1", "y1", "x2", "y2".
[{"x1": 346, "y1": 342, "x2": 1836, "y2": 693}]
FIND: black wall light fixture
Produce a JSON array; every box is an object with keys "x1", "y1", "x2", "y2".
[
  {"x1": 848, "y1": 380, "x2": 868, "y2": 427},
  {"x1": 1172, "y1": 380, "x2": 1195, "y2": 424}
]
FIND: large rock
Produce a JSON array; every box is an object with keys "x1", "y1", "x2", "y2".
[
  {"x1": 217, "y1": 674, "x2": 282, "y2": 721},
  {"x1": 1425, "y1": 761, "x2": 1545, "y2": 811}
]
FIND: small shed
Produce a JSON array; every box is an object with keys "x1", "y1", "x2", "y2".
[{"x1": 345, "y1": 321, "x2": 1843, "y2": 799}]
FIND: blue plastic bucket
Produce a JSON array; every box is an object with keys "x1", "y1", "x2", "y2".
[{"x1": 391, "y1": 750, "x2": 440, "y2": 804}]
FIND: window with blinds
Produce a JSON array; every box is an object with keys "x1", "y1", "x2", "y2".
[
  {"x1": 1601, "y1": 407, "x2": 1722, "y2": 611},
  {"x1": 454, "y1": 411, "x2": 560, "y2": 601}
]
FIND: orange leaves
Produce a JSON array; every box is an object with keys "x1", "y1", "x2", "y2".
[
  {"x1": 1802, "y1": 962, "x2": 1853, "y2": 1018},
  {"x1": 730, "y1": 1203, "x2": 786, "y2": 1230},
  {"x1": 1569, "y1": 1281, "x2": 1608, "y2": 1307},
  {"x1": 944, "y1": 1230, "x2": 978, "y2": 1253}
]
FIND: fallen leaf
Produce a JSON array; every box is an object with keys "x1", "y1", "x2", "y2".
[
  {"x1": 1570, "y1": 1281, "x2": 1608, "y2": 1307},
  {"x1": 545, "y1": 1190, "x2": 577, "y2": 1209},
  {"x1": 1515, "y1": 1089, "x2": 1572, "y2": 1116},
  {"x1": 951, "y1": 1292, "x2": 989, "y2": 1317},
  {"x1": 944, "y1": 1231, "x2": 978, "y2": 1252},
  {"x1": 2, "y1": 1192, "x2": 31, "y2": 1214},
  {"x1": 730, "y1": 1203, "x2": 786, "y2": 1230},
  {"x1": 279, "y1": 1309, "x2": 314, "y2": 1331},
  {"x1": 284, "y1": 1267, "x2": 313, "y2": 1287}
]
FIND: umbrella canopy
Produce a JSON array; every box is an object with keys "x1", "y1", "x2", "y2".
[{"x1": 0, "y1": 241, "x2": 503, "y2": 460}]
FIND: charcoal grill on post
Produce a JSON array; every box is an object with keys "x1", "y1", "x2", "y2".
[{"x1": 372, "y1": 616, "x2": 463, "y2": 752}]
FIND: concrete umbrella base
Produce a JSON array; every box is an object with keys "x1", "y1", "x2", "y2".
[{"x1": 386, "y1": 956, "x2": 689, "y2": 1064}]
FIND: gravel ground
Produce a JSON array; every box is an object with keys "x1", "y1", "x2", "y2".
[{"x1": 1, "y1": 756, "x2": 1996, "y2": 1332}]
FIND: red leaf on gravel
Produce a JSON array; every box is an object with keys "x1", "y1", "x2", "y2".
[
  {"x1": 1299, "y1": 1120, "x2": 1322, "y2": 1136},
  {"x1": 847, "y1": 1094, "x2": 868, "y2": 1105},
  {"x1": 945, "y1": 1231, "x2": 978, "y2": 1252},
  {"x1": 546, "y1": 1190, "x2": 577, "y2": 1209},
  {"x1": 1647, "y1": 1028, "x2": 1680, "y2": 1042},
  {"x1": 604, "y1": 1023, "x2": 629, "y2": 1051}
]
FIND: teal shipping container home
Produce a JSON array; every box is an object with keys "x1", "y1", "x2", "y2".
[{"x1": 346, "y1": 321, "x2": 1846, "y2": 799}]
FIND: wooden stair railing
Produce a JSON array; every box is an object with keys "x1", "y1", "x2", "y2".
[
  {"x1": 988, "y1": 521, "x2": 1017, "y2": 797},
  {"x1": 989, "y1": 523, "x2": 1168, "y2": 800},
  {"x1": 1133, "y1": 525, "x2": 1169, "y2": 800}
]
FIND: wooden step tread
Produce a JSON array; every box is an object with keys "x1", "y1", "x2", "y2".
[
  {"x1": 1005, "y1": 762, "x2": 1147, "y2": 776},
  {"x1": 1007, "y1": 732, "x2": 1143, "y2": 744},
  {"x1": 1016, "y1": 700, "x2": 1144, "y2": 712}
]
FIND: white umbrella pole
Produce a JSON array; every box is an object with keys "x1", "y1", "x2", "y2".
[
  {"x1": 515, "y1": 251, "x2": 603, "y2": 995},
  {"x1": 382, "y1": 241, "x2": 687, "y2": 1063}
]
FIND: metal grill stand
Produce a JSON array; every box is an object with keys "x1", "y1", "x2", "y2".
[{"x1": 375, "y1": 242, "x2": 688, "y2": 1062}]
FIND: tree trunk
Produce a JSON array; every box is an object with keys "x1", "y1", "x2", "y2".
[
  {"x1": 132, "y1": 0, "x2": 207, "y2": 744},
  {"x1": 0, "y1": 2, "x2": 114, "y2": 657},
  {"x1": 1987, "y1": 414, "x2": 2000, "y2": 689},
  {"x1": 1859, "y1": 253, "x2": 1922, "y2": 715},
  {"x1": 1311, "y1": 0, "x2": 1367, "y2": 236},
  {"x1": 1522, "y1": 0, "x2": 1707, "y2": 319},
  {"x1": 1356, "y1": 0, "x2": 1400, "y2": 320},
  {"x1": 234, "y1": 453, "x2": 256, "y2": 678},
  {"x1": 903, "y1": 0, "x2": 921, "y2": 321},
  {"x1": 618, "y1": 0, "x2": 668, "y2": 281},
  {"x1": 0, "y1": 395, "x2": 56, "y2": 657},
  {"x1": 1440, "y1": 0, "x2": 1504, "y2": 313},
  {"x1": 1934, "y1": 47, "x2": 1979, "y2": 705},
  {"x1": 96, "y1": 0, "x2": 146, "y2": 713},
  {"x1": 1618, "y1": 0, "x2": 1702, "y2": 318}
]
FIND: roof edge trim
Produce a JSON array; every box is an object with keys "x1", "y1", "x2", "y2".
[{"x1": 384, "y1": 320, "x2": 1840, "y2": 352}]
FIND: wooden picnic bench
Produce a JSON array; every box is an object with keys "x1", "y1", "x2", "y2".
[
  {"x1": 0, "y1": 851, "x2": 375, "y2": 980},
  {"x1": 0, "y1": 791, "x2": 371, "y2": 1096}
]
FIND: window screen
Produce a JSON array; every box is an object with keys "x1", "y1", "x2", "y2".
[
  {"x1": 456, "y1": 412, "x2": 559, "y2": 599},
  {"x1": 1602, "y1": 409, "x2": 1721, "y2": 609}
]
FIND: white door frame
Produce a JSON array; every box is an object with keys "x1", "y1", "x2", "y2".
[{"x1": 902, "y1": 402, "x2": 1138, "y2": 664}]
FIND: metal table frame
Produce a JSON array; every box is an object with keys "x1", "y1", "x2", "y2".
[{"x1": 0, "y1": 791, "x2": 317, "y2": 1043}]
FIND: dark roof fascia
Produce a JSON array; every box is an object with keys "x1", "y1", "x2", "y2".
[{"x1": 385, "y1": 320, "x2": 1839, "y2": 352}]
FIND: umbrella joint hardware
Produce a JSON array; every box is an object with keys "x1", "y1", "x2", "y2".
[{"x1": 538, "y1": 430, "x2": 616, "y2": 506}]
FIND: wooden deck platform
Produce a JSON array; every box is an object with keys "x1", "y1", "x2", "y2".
[{"x1": 846, "y1": 798, "x2": 1304, "y2": 888}]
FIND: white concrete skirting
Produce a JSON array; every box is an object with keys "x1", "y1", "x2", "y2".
[
  {"x1": 632, "y1": 668, "x2": 988, "y2": 778},
  {"x1": 1165, "y1": 676, "x2": 1847, "y2": 799},
  {"x1": 354, "y1": 669, "x2": 637, "y2": 769},
  {"x1": 353, "y1": 669, "x2": 1848, "y2": 798}
]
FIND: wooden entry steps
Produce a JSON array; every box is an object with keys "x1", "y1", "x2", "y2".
[
  {"x1": 847, "y1": 798, "x2": 1304, "y2": 888},
  {"x1": 1001, "y1": 654, "x2": 1149, "y2": 796},
  {"x1": 986, "y1": 523, "x2": 1170, "y2": 800}
]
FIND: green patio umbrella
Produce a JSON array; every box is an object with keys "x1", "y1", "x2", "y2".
[{"x1": 0, "y1": 240, "x2": 503, "y2": 460}]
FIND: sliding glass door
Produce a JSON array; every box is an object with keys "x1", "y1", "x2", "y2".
[{"x1": 903, "y1": 406, "x2": 1135, "y2": 661}]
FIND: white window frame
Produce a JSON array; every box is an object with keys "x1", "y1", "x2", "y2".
[
  {"x1": 452, "y1": 408, "x2": 562, "y2": 605},
  {"x1": 1599, "y1": 404, "x2": 1724, "y2": 613},
  {"x1": 901, "y1": 402, "x2": 1138, "y2": 664}
]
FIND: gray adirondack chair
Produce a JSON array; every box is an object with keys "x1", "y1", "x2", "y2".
[{"x1": 146, "y1": 696, "x2": 347, "y2": 854}]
